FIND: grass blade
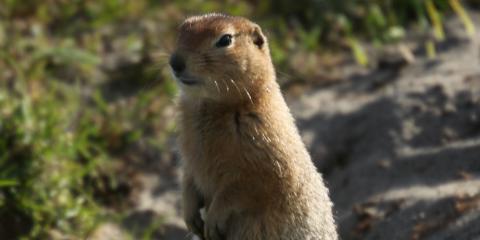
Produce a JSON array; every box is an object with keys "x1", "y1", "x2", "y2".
[
  {"x1": 0, "y1": 179, "x2": 18, "y2": 187},
  {"x1": 426, "y1": 0, "x2": 445, "y2": 41},
  {"x1": 426, "y1": 40, "x2": 437, "y2": 59},
  {"x1": 348, "y1": 37, "x2": 369, "y2": 66},
  {"x1": 449, "y1": 0, "x2": 476, "y2": 36}
]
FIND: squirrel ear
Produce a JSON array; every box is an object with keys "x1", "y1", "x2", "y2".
[{"x1": 252, "y1": 25, "x2": 265, "y2": 49}]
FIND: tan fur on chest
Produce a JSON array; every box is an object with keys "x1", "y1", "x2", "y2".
[{"x1": 178, "y1": 96, "x2": 298, "y2": 207}]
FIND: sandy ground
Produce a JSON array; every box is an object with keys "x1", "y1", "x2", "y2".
[
  {"x1": 291, "y1": 15, "x2": 480, "y2": 239},
  {"x1": 92, "y1": 14, "x2": 480, "y2": 240}
]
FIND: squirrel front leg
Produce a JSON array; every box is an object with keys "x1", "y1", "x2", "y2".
[
  {"x1": 204, "y1": 187, "x2": 240, "y2": 240},
  {"x1": 183, "y1": 174, "x2": 205, "y2": 239}
]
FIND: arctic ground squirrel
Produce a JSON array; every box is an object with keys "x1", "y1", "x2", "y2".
[{"x1": 170, "y1": 13, "x2": 337, "y2": 240}]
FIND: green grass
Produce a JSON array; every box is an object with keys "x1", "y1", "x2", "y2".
[
  {"x1": 0, "y1": 82, "x2": 101, "y2": 238},
  {"x1": 0, "y1": 0, "x2": 477, "y2": 238}
]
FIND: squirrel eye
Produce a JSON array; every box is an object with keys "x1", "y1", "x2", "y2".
[{"x1": 215, "y1": 34, "x2": 233, "y2": 48}]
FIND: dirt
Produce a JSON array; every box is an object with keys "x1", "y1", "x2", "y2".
[
  {"x1": 291, "y1": 14, "x2": 480, "y2": 240},
  {"x1": 95, "y1": 14, "x2": 480, "y2": 240}
]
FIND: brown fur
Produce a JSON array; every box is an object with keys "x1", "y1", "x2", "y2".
[{"x1": 172, "y1": 13, "x2": 337, "y2": 240}]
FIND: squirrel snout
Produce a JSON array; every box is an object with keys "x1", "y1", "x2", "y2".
[{"x1": 169, "y1": 53, "x2": 186, "y2": 74}]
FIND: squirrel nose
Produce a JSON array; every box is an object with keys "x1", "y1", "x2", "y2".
[{"x1": 169, "y1": 53, "x2": 186, "y2": 74}]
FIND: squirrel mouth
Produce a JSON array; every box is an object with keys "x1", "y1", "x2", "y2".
[
  {"x1": 174, "y1": 73, "x2": 201, "y2": 86},
  {"x1": 179, "y1": 78, "x2": 198, "y2": 85}
]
